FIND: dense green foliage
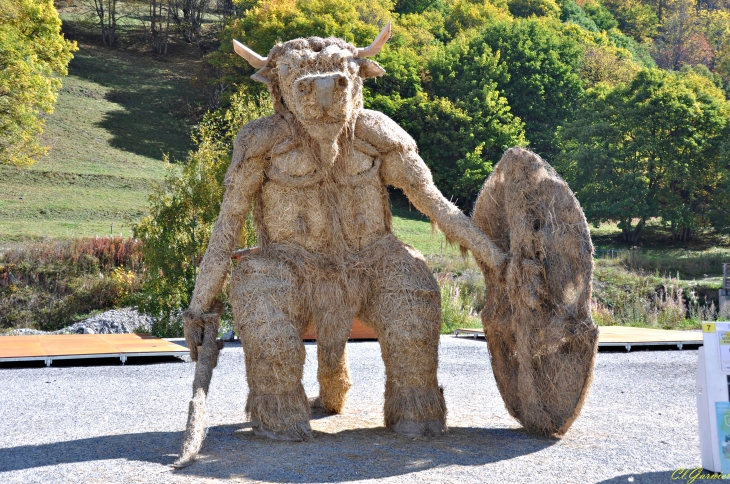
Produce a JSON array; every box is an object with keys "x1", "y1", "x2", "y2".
[
  {"x1": 0, "y1": 0, "x2": 76, "y2": 166},
  {"x1": 208, "y1": 0, "x2": 639, "y2": 205},
  {"x1": 557, "y1": 67, "x2": 730, "y2": 243},
  {"x1": 198, "y1": 0, "x2": 730, "y2": 213}
]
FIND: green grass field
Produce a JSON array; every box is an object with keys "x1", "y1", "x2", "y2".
[{"x1": 0, "y1": 36, "x2": 202, "y2": 243}]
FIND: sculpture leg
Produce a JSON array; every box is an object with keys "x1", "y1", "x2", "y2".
[
  {"x1": 230, "y1": 255, "x2": 311, "y2": 441},
  {"x1": 314, "y1": 343, "x2": 351, "y2": 414},
  {"x1": 362, "y1": 242, "x2": 445, "y2": 437},
  {"x1": 313, "y1": 275, "x2": 357, "y2": 414}
]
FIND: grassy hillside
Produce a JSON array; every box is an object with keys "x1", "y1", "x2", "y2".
[{"x1": 0, "y1": 39, "x2": 202, "y2": 243}]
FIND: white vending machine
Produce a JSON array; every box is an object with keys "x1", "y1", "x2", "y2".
[{"x1": 697, "y1": 322, "x2": 730, "y2": 473}]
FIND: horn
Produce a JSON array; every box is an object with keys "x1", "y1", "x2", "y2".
[
  {"x1": 356, "y1": 22, "x2": 391, "y2": 58},
  {"x1": 233, "y1": 39, "x2": 268, "y2": 69}
]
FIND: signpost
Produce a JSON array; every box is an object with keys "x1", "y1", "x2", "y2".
[{"x1": 698, "y1": 322, "x2": 730, "y2": 473}]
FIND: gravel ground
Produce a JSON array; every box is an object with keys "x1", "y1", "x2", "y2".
[{"x1": 0, "y1": 336, "x2": 702, "y2": 483}]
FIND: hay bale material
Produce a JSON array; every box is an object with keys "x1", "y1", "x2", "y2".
[{"x1": 472, "y1": 147, "x2": 598, "y2": 436}]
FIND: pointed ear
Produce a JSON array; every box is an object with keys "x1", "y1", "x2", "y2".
[
  {"x1": 251, "y1": 67, "x2": 273, "y2": 84},
  {"x1": 359, "y1": 59, "x2": 386, "y2": 79}
]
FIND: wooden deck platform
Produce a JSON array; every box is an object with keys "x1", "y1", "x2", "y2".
[
  {"x1": 0, "y1": 333, "x2": 188, "y2": 366},
  {"x1": 302, "y1": 318, "x2": 377, "y2": 341},
  {"x1": 454, "y1": 325, "x2": 703, "y2": 351}
]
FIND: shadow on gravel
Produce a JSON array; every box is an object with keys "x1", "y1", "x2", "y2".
[{"x1": 0, "y1": 424, "x2": 556, "y2": 481}]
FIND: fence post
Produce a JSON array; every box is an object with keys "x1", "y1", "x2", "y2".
[{"x1": 721, "y1": 263, "x2": 730, "y2": 318}]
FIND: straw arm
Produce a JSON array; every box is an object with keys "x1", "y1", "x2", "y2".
[
  {"x1": 383, "y1": 147, "x2": 507, "y2": 269},
  {"x1": 353, "y1": 110, "x2": 506, "y2": 268},
  {"x1": 188, "y1": 118, "x2": 283, "y2": 315}
]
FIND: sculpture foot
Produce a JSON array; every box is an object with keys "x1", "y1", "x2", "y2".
[
  {"x1": 390, "y1": 419, "x2": 444, "y2": 438},
  {"x1": 251, "y1": 417, "x2": 312, "y2": 441}
]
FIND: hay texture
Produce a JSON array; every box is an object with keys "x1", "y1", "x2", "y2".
[
  {"x1": 472, "y1": 147, "x2": 598, "y2": 436},
  {"x1": 175, "y1": 303, "x2": 225, "y2": 467},
  {"x1": 186, "y1": 35, "x2": 508, "y2": 440}
]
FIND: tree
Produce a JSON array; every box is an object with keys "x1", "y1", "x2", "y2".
[
  {"x1": 422, "y1": 32, "x2": 527, "y2": 203},
  {"x1": 149, "y1": 0, "x2": 172, "y2": 54},
  {"x1": 0, "y1": 0, "x2": 77, "y2": 166},
  {"x1": 442, "y1": 0, "x2": 511, "y2": 39},
  {"x1": 169, "y1": 0, "x2": 211, "y2": 44},
  {"x1": 583, "y1": 0, "x2": 619, "y2": 30},
  {"x1": 88, "y1": 0, "x2": 121, "y2": 46},
  {"x1": 557, "y1": 68, "x2": 730, "y2": 242},
  {"x1": 578, "y1": 44, "x2": 641, "y2": 87},
  {"x1": 134, "y1": 90, "x2": 269, "y2": 335},
  {"x1": 475, "y1": 18, "x2": 584, "y2": 159},
  {"x1": 653, "y1": 0, "x2": 707, "y2": 70},
  {"x1": 601, "y1": 0, "x2": 659, "y2": 41},
  {"x1": 699, "y1": 8, "x2": 730, "y2": 84},
  {"x1": 507, "y1": 0, "x2": 561, "y2": 19}
]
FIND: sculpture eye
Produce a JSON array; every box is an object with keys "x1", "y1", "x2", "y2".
[{"x1": 337, "y1": 77, "x2": 348, "y2": 89}]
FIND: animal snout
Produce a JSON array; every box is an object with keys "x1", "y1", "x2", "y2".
[{"x1": 295, "y1": 73, "x2": 349, "y2": 110}]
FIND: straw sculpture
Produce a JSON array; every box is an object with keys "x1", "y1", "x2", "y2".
[
  {"x1": 472, "y1": 147, "x2": 599, "y2": 436},
  {"x1": 180, "y1": 25, "x2": 596, "y2": 460},
  {"x1": 182, "y1": 25, "x2": 505, "y2": 445}
]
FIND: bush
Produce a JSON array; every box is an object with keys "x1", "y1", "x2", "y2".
[
  {"x1": 591, "y1": 255, "x2": 721, "y2": 329},
  {"x1": 0, "y1": 236, "x2": 142, "y2": 331},
  {"x1": 133, "y1": 89, "x2": 269, "y2": 337},
  {"x1": 439, "y1": 270, "x2": 485, "y2": 334}
]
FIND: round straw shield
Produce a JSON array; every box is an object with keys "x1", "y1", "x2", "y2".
[{"x1": 472, "y1": 147, "x2": 598, "y2": 436}]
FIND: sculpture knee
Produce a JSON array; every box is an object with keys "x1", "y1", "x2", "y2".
[{"x1": 231, "y1": 256, "x2": 306, "y2": 394}]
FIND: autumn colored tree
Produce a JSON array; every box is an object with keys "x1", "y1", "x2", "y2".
[{"x1": 0, "y1": 0, "x2": 77, "y2": 167}]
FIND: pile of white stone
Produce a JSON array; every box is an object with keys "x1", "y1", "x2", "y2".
[{"x1": 4, "y1": 308, "x2": 154, "y2": 336}]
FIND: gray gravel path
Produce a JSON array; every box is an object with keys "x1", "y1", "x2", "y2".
[{"x1": 0, "y1": 336, "x2": 701, "y2": 483}]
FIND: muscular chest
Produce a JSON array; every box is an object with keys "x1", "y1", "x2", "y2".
[
  {"x1": 259, "y1": 138, "x2": 390, "y2": 251},
  {"x1": 266, "y1": 138, "x2": 379, "y2": 182}
]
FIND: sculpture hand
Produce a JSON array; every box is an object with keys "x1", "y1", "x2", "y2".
[{"x1": 183, "y1": 308, "x2": 205, "y2": 362}]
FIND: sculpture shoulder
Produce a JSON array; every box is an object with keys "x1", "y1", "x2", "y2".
[
  {"x1": 233, "y1": 113, "x2": 290, "y2": 160},
  {"x1": 355, "y1": 110, "x2": 417, "y2": 154},
  {"x1": 225, "y1": 114, "x2": 289, "y2": 187}
]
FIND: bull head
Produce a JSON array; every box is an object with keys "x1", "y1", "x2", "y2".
[
  {"x1": 232, "y1": 24, "x2": 391, "y2": 162},
  {"x1": 232, "y1": 23, "x2": 391, "y2": 68}
]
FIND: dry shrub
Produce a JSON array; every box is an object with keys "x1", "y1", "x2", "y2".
[
  {"x1": 590, "y1": 299, "x2": 615, "y2": 326},
  {"x1": 472, "y1": 147, "x2": 598, "y2": 436},
  {"x1": 0, "y1": 236, "x2": 142, "y2": 330}
]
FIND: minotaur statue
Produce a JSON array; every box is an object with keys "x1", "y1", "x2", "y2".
[{"x1": 175, "y1": 24, "x2": 597, "y2": 467}]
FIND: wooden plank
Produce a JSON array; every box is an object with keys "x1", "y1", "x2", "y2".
[
  {"x1": 96, "y1": 334, "x2": 188, "y2": 353},
  {"x1": 0, "y1": 336, "x2": 46, "y2": 358},
  {"x1": 38, "y1": 335, "x2": 119, "y2": 356},
  {"x1": 0, "y1": 333, "x2": 189, "y2": 361},
  {"x1": 598, "y1": 326, "x2": 702, "y2": 344},
  {"x1": 302, "y1": 318, "x2": 377, "y2": 341},
  {"x1": 453, "y1": 326, "x2": 703, "y2": 346}
]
